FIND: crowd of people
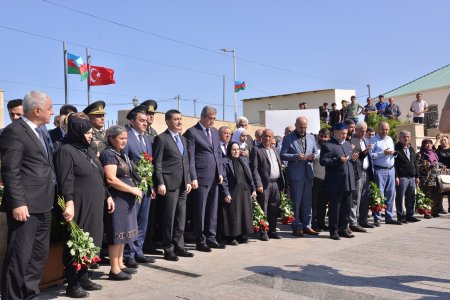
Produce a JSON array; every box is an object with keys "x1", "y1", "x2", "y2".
[{"x1": 0, "y1": 90, "x2": 446, "y2": 299}]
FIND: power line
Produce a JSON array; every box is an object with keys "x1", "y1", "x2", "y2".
[{"x1": 40, "y1": 0, "x2": 367, "y2": 86}]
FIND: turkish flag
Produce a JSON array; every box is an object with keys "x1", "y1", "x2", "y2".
[{"x1": 89, "y1": 65, "x2": 116, "y2": 86}]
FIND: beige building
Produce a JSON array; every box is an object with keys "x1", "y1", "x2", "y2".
[
  {"x1": 384, "y1": 64, "x2": 450, "y2": 128},
  {"x1": 242, "y1": 88, "x2": 355, "y2": 125}
]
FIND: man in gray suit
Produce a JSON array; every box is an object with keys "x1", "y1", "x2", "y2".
[{"x1": 281, "y1": 116, "x2": 319, "y2": 237}]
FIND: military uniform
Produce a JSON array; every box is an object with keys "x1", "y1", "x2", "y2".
[
  {"x1": 145, "y1": 126, "x2": 158, "y2": 143},
  {"x1": 140, "y1": 99, "x2": 159, "y2": 143},
  {"x1": 83, "y1": 100, "x2": 107, "y2": 156}
]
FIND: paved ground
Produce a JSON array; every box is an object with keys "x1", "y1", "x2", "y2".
[{"x1": 41, "y1": 210, "x2": 450, "y2": 300}]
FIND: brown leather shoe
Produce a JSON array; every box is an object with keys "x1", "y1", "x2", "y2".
[
  {"x1": 292, "y1": 229, "x2": 304, "y2": 237},
  {"x1": 349, "y1": 225, "x2": 367, "y2": 233},
  {"x1": 304, "y1": 228, "x2": 320, "y2": 235}
]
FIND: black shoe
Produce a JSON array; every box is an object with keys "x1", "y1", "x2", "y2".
[
  {"x1": 121, "y1": 267, "x2": 137, "y2": 274},
  {"x1": 329, "y1": 232, "x2": 340, "y2": 240},
  {"x1": 236, "y1": 236, "x2": 249, "y2": 244},
  {"x1": 259, "y1": 232, "x2": 269, "y2": 241},
  {"x1": 227, "y1": 239, "x2": 239, "y2": 246},
  {"x1": 174, "y1": 249, "x2": 194, "y2": 257},
  {"x1": 385, "y1": 220, "x2": 403, "y2": 225},
  {"x1": 338, "y1": 231, "x2": 355, "y2": 238},
  {"x1": 431, "y1": 213, "x2": 440, "y2": 218},
  {"x1": 196, "y1": 244, "x2": 212, "y2": 252},
  {"x1": 66, "y1": 286, "x2": 89, "y2": 298},
  {"x1": 268, "y1": 232, "x2": 282, "y2": 239},
  {"x1": 164, "y1": 252, "x2": 179, "y2": 261},
  {"x1": 424, "y1": 214, "x2": 433, "y2": 219},
  {"x1": 406, "y1": 216, "x2": 421, "y2": 222},
  {"x1": 147, "y1": 248, "x2": 164, "y2": 255},
  {"x1": 374, "y1": 220, "x2": 381, "y2": 227},
  {"x1": 124, "y1": 258, "x2": 139, "y2": 269},
  {"x1": 108, "y1": 271, "x2": 132, "y2": 281},
  {"x1": 135, "y1": 255, "x2": 155, "y2": 263},
  {"x1": 79, "y1": 280, "x2": 102, "y2": 291},
  {"x1": 207, "y1": 240, "x2": 226, "y2": 249},
  {"x1": 89, "y1": 262, "x2": 100, "y2": 270},
  {"x1": 359, "y1": 222, "x2": 375, "y2": 229}
]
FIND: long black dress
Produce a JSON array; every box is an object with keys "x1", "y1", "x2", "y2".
[
  {"x1": 100, "y1": 148, "x2": 138, "y2": 245},
  {"x1": 220, "y1": 157, "x2": 255, "y2": 237}
]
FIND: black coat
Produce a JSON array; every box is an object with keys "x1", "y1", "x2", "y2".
[
  {"x1": 249, "y1": 144, "x2": 285, "y2": 191},
  {"x1": 394, "y1": 142, "x2": 418, "y2": 178},
  {"x1": 220, "y1": 157, "x2": 255, "y2": 198}
]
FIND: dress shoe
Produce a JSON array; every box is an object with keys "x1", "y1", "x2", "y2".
[
  {"x1": 400, "y1": 219, "x2": 408, "y2": 224},
  {"x1": 175, "y1": 249, "x2": 194, "y2": 257},
  {"x1": 135, "y1": 255, "x2": 155, "y2": 263},
  {"x1": 359, "y1": 222, "x2": 375, "y2": 229},
  {"x1": 124, "y1": 258, "x2": 139, "y2": 269},
  {"x1": 292, "y1": 229, "x2": 304, "y2": 237},
  {"x1": 196, "y1": 244, "x2": 212, "y2": 252},
  {"x1": 227, "y1": 239, "x2": 239, "y2": 245},
  {"x1": 431, "y1": 213, "x2": 441, "y2": 218},
  {"x1": 147, "y1": 248, "x2": 164, "y2": 255},
  {"x1": 406, "y1": 216, "x2": 421, "y2": 222},
  {"x1": 268, "y1": 232, "x2": 282, "y2": 239},
  {"x1": 207, "y1": 240, "x2": 226, "y2": 249},
  {"x1": 385, "y1": 219, "x2": 403, "y2": 225},
  {"x1": 164, "y1": 252, "x2": 179, "y2": 261},
  {"x1": 121, "y1": 267, "x2": 137, "y2": 275},
  {"x1": 304, "y1": 228, "x2": 320, "y2": 235},
  {"x1": 66, "y1": 286, "x2": 89, "y2": 298},
  {"x1": 338, "y1": 231, "x2": 355, "y2": 238},
  {"x1": 329, "y1": 232, "x2": 340, "y2": 240},
  {"x1": 236, "y1": 236, "x2": 249, "y2": 244},
  {"x1": 259, "y1": 232, "x2": 269, "y2": 241},
  {"x1": 439, "y1": 210, "x2": 448, "y2": 214},
  {"x1": 312, "y1": 226, "x2": 323, "y2": 232},
  {"x1": 108, "y1": 271, "x2": 132, "y2": 281},
  {"x1": 349, "y1": 225, "x2": 367, "y2": 233},
  {"x1": 424, "y1": 214, "x2": 433, "y2": 219},
  {"x1": 79, "y1": 280, "x2": 102, "y2": 291},
  {"x1": 90, "y1": 262, "x2": 100, "y2": 270},
  {"x1": 374, "y1": 220, "x2": 381, "y2": 227}
]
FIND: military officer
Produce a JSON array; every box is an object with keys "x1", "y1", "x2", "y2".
[
  {"x1": 140, "y1": 99, "x2": 158, "y2": 143},
  {"x1": 83, "y1": 100, "x2": 107, "y2": 156}
]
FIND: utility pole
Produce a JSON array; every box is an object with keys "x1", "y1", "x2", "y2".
[
  {"x1": 194, "y1": 98, "x2": 198, "y2": 117},
  {"x1": 177, "y1": 95, "x2": 181, "y2": 112},
  {"x1": 367, "y1": 84, "x2": 371, "y2": 98}
]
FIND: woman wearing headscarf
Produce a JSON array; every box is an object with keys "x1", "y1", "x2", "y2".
[
  {"x1": 231, "y1": 127, "x2": 250, "y2": 160},
  {"x1": 416, "y1": 139, "x2": 443, "y2": 218},
  {"x1": 54, "y1": 115, "x2": 114, "y2": 298},
  {"x1": 100, "y1": 125, "x2": 142, "y2": 281},
  {"x1": 219, "y1": 142, "x2": 256, "y2": 245}
]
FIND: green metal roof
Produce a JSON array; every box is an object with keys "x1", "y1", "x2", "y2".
[{"x1": 384, "y1": 64, "x2": 450, "y2": 97}]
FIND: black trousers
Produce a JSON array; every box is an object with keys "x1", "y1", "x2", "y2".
[
  {"x1": 161, "y1": 186, "x2": 187, "y2": 253},
  {"x1": 312, "y1": 177, "x2": 328, "y2": 228},
  {"x1": 2, "y1": 211, "x2": 51, "y2": 300},
  {"x1": 192, "y1": 181, "x2": 218, "y2": 245},
  {"x1": 257, "y1": 181, "x2": 280, "y2": 232},
  {"x1": 328, "y1": 191, "x2": 352, "y2": 234}
]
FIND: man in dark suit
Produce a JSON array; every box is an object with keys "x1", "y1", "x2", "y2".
[
  {"x1": 123, "y1": 105, "x2": 155, "y2": 267},
  {"x1": 349, "y1": 121, "x2": 372, "y2": 233},
  {"x1": 320, "y1": 123, "x2": 358, "y2": 240},
  {"x1": 250, "y1": 129, "x2": 285, "y2": 241},
  {"x1": 184, "y1": 106, "x2": 224, "y2": 252},
  {"x1": 395, "y1": 130, "x2": 421, "y2": 223},
  {"x1": 153, "y1": 110, "x2": 193, "y2": 261},
  {"x1": 219, "y1": 126, "x2": 231, "y2": 158},
  {"x1": 48, "y1": 104, "x2": 77, "y2": 144},
  {"x1": 0, "y1": 91, "x2": 56, "y2": 299}
]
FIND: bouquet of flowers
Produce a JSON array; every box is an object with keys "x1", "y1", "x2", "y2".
[
  {"x1": 57, "y1": 196, "x2": 101, "y2": 271},
  {"x1": 134, "y1": 152, "x2": 153, "y2": 204},
  {"x1": 369, "y1": 181, "x2": 386, "y2": 212},
  {"x1": 415, "y1": 187, "x2": 432, "y2": 215},
  {"x1": 252, "y1": 200, "x2": 269, "y2": 232},
  {"x1": 280, "y1": 193, "x2": 295, "y2": 224}
]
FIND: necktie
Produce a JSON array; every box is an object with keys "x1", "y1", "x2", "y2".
[
  {"x1": 36, "y1": 127, "x2": 48, "y2": 156},
  {"x1": 138, "y1": 134, "x2": 146, "y2": 153},
  {"x1": 175, "y1": 135, "x2": 184, "y2": 155},
  {"x1": 205, "y1": 128, "x2": 212, "y2": 145}
]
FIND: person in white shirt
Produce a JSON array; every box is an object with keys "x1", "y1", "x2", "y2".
[{"x1": 410, "y1": 93, "x2": 429, "y2": 124}]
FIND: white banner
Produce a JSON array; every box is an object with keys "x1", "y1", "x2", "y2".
[{"x1": 265, "y1": 109, "x2": 321, "y2": 137}]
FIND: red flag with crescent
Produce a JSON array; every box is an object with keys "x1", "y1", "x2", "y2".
[{"x1": 89, "y1": 65, "x2": 116, "y2": 86}]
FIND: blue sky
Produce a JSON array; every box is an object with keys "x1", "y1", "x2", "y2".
[{"x1": 1, "y1": 0, "x2": 449, "y2": 126}]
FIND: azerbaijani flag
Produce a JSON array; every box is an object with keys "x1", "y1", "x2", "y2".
[
  {"x1": 235, "y1": 81, "x2": 246, "y2": 92},
  {"x1": 67, "y1": 53, "x2": 88, "y2": 81}
]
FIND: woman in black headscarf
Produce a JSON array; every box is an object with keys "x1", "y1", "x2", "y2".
[
  {"x1": 54, "y1": 115, "x2": 114, "y2": 298},
  {"x1": 219, "y1": 142, "x2": 256, "y2": 245}
]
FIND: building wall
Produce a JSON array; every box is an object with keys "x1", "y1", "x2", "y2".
[
  {"x1": 242, "y1": 89, "x2": 355, "y2": 125},
  {"x1": 118, "y1": 110, "x2": 264, "y2": 137}
]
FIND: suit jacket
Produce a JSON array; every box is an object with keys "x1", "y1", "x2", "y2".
[
  {"x1": 349, "y1": 136, "x2": 370, "y2": 180},
  {"x1": 320, "y1": 137, "x2": 355, "y2": 192},
  {"x1": 250, "y1": 144, "x2": 285, "y2": 190},
  {"x1": 220, "y1": 157, "x2": 256, "y2": 198},
  {"x1": 280, "y1": 132, "x2": 318, "y2": 181},
  {"x1": 184, "y1": 122, "x2": 222, "y2": 184},
  {"x1": 49, "y1": 127, "x2": 64, "y2": 144},
  {"x1": 124, "y1": 128, "x2": 153, "y2": 163},
  {"x1": 153, "y1": 130, "x2": 190, "y2": 190},
  {"x1": 0, "y1": 118, "x2": 56, "y2": 213},
  {"x1": 394, "y1": 142, "x2": 418, "y2": 178}
]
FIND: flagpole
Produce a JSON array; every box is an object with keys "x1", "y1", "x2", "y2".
[
  {"x1": 86, "y1": 48, "x2": 91, "y2": 105},
  {"x1": 63, "y1": 41, "x2": 69, "y2": 104},
  {"x1": 232, "y1": 48, "x2": 237, "y2": 122}
]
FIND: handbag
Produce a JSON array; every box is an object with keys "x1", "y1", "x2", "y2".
[{"x1": 437, "y1": 174, "x2": 450, "y2": 193}]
